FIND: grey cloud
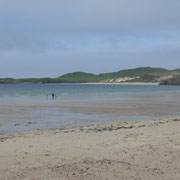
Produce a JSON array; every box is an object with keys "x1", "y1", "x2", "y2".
[
  {"x1": 0, "y1": 0, "x2": 180, "y2": 77},
  {"x1": 1, "y1": 0, "x2": 180, "y2": 33}
]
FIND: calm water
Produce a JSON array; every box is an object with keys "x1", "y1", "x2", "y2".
[
  {"x1": 0, "y1": 83, "x2": 180, "y2": 134},
  {"x1": 1, "y1": 83, "x2": 180, "y2": 98}
]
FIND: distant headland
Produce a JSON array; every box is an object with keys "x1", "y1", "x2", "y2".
[{"x1": 1, "y1": 67, "x2": 180, "y2": 85}]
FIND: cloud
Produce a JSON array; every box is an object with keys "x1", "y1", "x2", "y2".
[{"x1": 0, "y1": 0, "x2": 180, "y2": 77}]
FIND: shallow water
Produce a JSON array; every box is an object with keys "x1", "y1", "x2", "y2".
[{"x1": 0, "y1": 83, "x2": 180, "y2": 134}]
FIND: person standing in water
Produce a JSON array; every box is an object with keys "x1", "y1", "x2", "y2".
[{"x1": 52, "y1": 93, "x2": 55, "y2": 100}]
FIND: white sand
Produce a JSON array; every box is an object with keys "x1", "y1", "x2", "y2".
[
  {"x1": 82, "y1": 82, "x2": 159, "y2": 85},
  {"x1": 0, "y1": 116, "x2": 180, "y2": 180}
]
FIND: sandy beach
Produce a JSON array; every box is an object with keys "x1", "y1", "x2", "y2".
[
  {"x1": 1, "y1": 0, "x2": 180, "y2": 179},
  {"x1": 82, "y1": 82, "x2": 159, "y2": 85},
  {"x1": 0, "y1": 115, "x2": 180, "y2": 180}
]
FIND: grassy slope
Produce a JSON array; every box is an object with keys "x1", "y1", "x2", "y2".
[
  {"x1": 97, "y1": 67, "x2": 169, "y2": 79},
  {"x1": 56, "y1": 72, "x2": 97, "y2": 83},
  {"x1": 57, "y1": 67, "x2": 171, "y2": 83},
  {"x1": 1, "y1": 67, "x2": 180, "y2": 83},
  {"x1": 0, "y1": 78, "x2": 16, "y2": 84},
  {"x1": 171, "y1": 69, "x2": 180, "y2": 75}
]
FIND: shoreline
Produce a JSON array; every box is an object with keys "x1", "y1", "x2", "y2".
[
  {"x1": 0, "y1": 82, "x2": 160, "y2": 85},
  {"x1": 0, "y1": 115, "x2": 180, "y2": 179},
  {"x1": 81, "y1": 82, "x2": 159, "y2": 85},
  {"x1": 0, "y1": 114, "x2": 179, "y2": 136}
]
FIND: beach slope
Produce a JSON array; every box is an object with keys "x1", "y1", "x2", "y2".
[{"x1": 0, "y1": 117, "x2": 180, "y2": 180}]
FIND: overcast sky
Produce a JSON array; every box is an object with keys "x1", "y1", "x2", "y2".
[{"x1": 0, "y1": 0, "x2": 180, "y2": 78}]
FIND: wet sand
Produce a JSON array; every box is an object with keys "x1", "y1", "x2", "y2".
[
  {"x1": 0, "y1": 116, "x2": 180, "y2": 180},
  {"x1": 1, "y1": 91, "x2": 180, "y2": 134}
]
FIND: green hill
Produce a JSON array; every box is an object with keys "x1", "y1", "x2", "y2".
[
  {"x1": 0, "y1": 78, "x2": 16, "y2": 84},
  {"x1": 97, "y1": 67, "x2": 170, "y2": 79},
  {"x1": 57, "y1": 72, "x2": 97, "y2": 83},
  {"x1": 171, "y1": 69, "x2": 180, "y2": 75},
  {"x1": 57, "y1": 67, "x2": 172, "y2": 83},
  {"x1": 1, "y1": 67, "x2": 180, "y2": 84}
]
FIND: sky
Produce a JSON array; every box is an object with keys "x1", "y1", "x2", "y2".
[{"x1": 0, "y1": 0, "x2": 180, "y2": 78}]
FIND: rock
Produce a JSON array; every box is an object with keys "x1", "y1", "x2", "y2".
[{"x1": 14, "y1": 124, "x2": 20, "y2": 126}]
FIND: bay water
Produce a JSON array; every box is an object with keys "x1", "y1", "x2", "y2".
[{"x1": 0, "y1": 83, "x2": 180, "y2": 134}]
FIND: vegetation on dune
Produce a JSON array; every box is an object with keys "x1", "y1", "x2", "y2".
[
  {"x1": 57, "y1": 67, "x2": 171, "y2": 83},
  {"x1": 57, "y1": 67, "x2": 174, "y2": 83},
  {"x1": 1, "y1": 67, "x2": 180, "y2": 84},
  {"x1": 171, "y1": 69, "x2": 180, "y2": 75},
  {"x1": 97, "y1": 67, "x2": 170, "y2": 79},
  {"x1": 57, "y1": 72, "x2": 98, "y2": 83},
  {"x1": 0, "y1": 78, "x2": 16, "y2": 84}
]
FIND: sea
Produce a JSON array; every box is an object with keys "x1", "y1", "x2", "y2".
[{"x1": 1, "y1": 83, "x2": 180, "y2": 134}]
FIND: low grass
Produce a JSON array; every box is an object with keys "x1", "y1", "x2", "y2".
[{"x1": 1, "y1": 67, "x2": 180, "y2": 84}]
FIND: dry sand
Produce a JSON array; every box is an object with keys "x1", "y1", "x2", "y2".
[
  {"x1": 82, "y1": 82, "x2": 159, "y2": 85},
  {"x1": 0, "y1": 116, "x2": 180, "y2": 180}
]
